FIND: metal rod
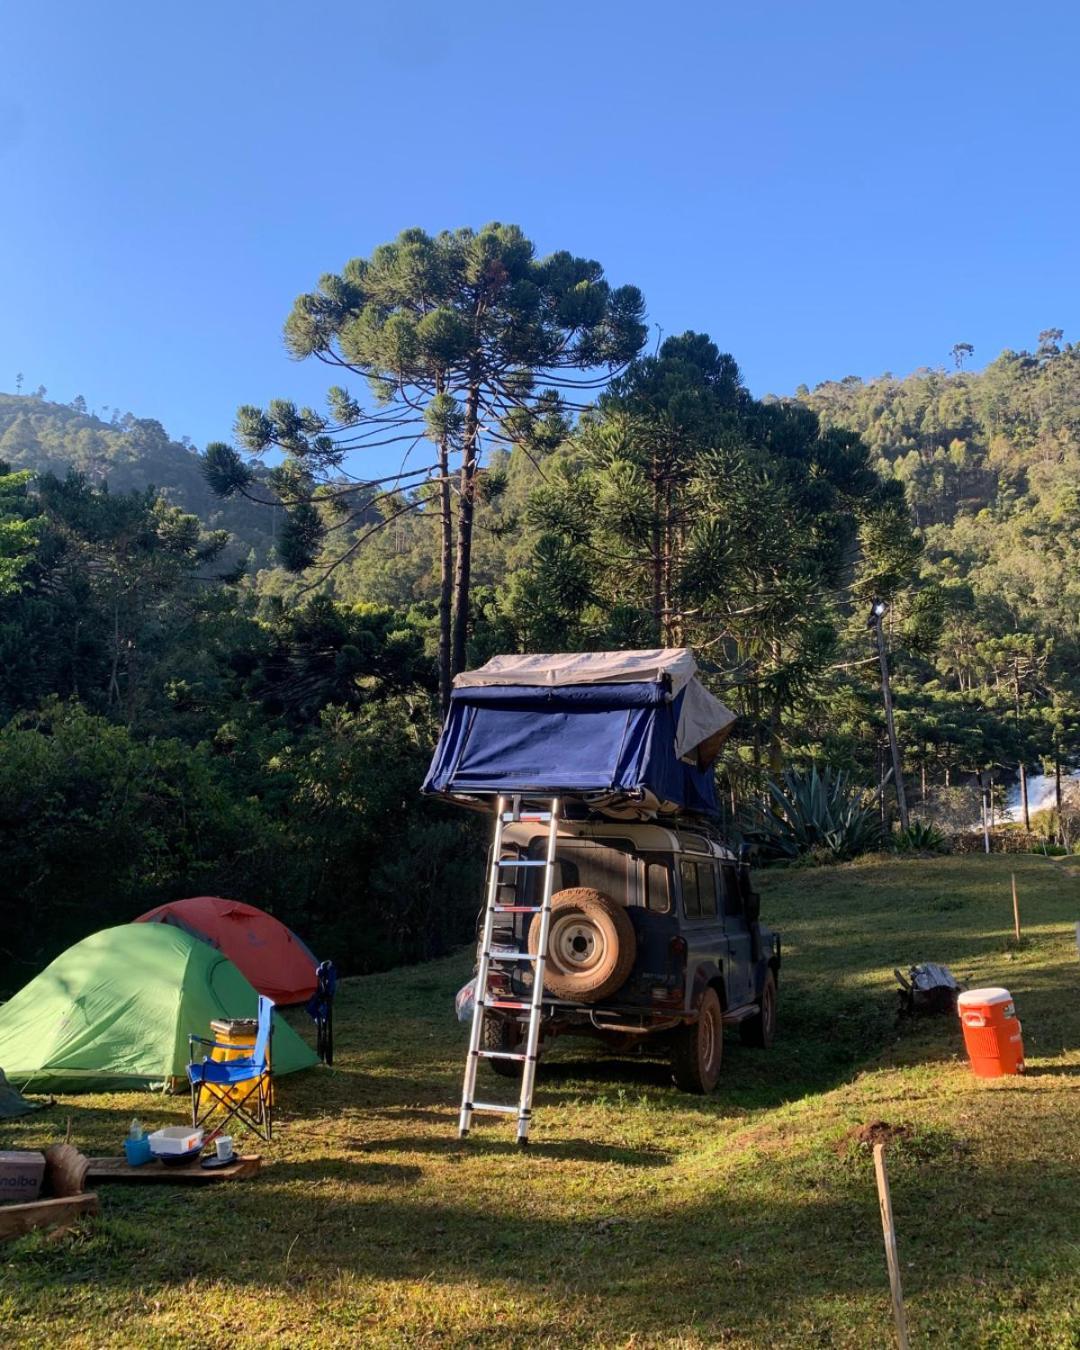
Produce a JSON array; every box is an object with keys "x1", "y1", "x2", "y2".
[
  {"x1": 458, "y1": 794, "x2": 507, "y2": 1137},
  {"x1": 516, "y1": 797, "x2": 560, "y2": 1146}
]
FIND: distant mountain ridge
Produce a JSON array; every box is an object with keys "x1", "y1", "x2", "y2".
[{"x1": 0, "y1": 392, "x2": 277, "y2": 562}]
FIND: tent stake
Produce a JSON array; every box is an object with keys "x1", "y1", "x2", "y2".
[
  {"x1": 1011, "y1": 873, "x2": 1021, "y2": 943},
  {"x1": 873, "y1": 1142, "x2": 910, "y2": 1350}
]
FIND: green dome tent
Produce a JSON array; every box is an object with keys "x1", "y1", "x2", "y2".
[{"x1": 0, "y1": 924, "x2": 318, "y2": 1093}]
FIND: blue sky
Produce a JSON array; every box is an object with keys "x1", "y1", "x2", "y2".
[{"x1": 1, "y1": 1, "x2": 1077, "y2": 475}]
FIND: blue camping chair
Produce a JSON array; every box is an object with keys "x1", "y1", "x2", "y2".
[{"x1": 188, "y1": 995, "x2": 274, "y2": 1142}]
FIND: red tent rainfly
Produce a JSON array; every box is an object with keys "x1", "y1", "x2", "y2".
[{"x1": 134, "y1": 897, "x2": 318, "y2": 1005}]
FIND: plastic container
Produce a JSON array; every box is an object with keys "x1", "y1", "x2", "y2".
[
  {"x1": 958, "y1": 987, "x2": 1025, "y2": 1077},
  {"x1": 123, "y1": 1135, "x2": 153, "y2": 1166},
  {"x1": 148, "y1": 1126, "x2": 204, "y2": 1156}
]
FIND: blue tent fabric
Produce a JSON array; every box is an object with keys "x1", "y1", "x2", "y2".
[{"x1": 422, "y1": 681, "x2": 718, "y2": 814}]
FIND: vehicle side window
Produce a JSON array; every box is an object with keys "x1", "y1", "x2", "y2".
[
  {"x1": 645, "y1": 861, "x2": 671, "y2": 913},
  {"x1": 721, "y1": 864, "x2": 742, "y2": 918},
  {"x1": 557, "y1": 858, "x2": 581, "y2": 892},
  {"x1": 679, "y1": 858, "x2": 701, "y2": 918},
  {"x1": 696, "y1": 862, "x2": 718, "y2": 917}
]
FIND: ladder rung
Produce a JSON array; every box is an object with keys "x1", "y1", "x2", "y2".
[
  {"x1": 477, "y1": 1050, "x2": 529, "y2": 1061},
  {"x1": 495, "y1": 859, "x2": 549, "y2": 869},
  {"x1": 484, "y1": 999, "x2": 534, "y2": 1011},
  {"x1": 502, "y1": 812, "x2": 552, "y2": 822},
  {"x1": 493, "y1": 905, "x2": 542, "y2": 913},
  {"x1": 469, "y1": 1102, "x2": 520, "y2": 1115},
  {"x1": 484, "y1": 951, "x2": 535, "y2": 962}
]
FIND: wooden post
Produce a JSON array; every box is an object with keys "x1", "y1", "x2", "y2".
[
  {"x1": 874, "y1": 610, "x2": 909, "y2": 833},
  {"x1": 980, "y1": 773, "x2": 991, "y2": 855},
  {"x1": 1011, "y1": 873, "x2": 1021, "y2": 943},
  {"x1": 873, "y1": 1142, "x2": 910, "y2": 1350}
]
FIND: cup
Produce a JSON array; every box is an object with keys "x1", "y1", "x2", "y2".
[{"x1": 215, "y1": 1135, "x2": 234, "y2": 1162}]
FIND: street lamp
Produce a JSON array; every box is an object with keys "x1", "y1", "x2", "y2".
[{"x1": 868, "y1": 599, "x2": 909, "y2": 832}]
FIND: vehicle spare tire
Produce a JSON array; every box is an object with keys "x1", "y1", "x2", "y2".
[{"x1": 527, "y1": 887, "x2": 636, "y2": 1003}]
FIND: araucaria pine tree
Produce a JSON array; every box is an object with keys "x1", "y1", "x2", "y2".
[{"x1": 203, "y1": 224, "x2": 646, "y2": 705}]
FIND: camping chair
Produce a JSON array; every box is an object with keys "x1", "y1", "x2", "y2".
[{"x1": 188, "y1": 995, "x2": 274, "y2": 1142}]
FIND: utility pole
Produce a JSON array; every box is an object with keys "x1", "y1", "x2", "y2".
[{"x1": 870, "y1": 601, "x2": 909, "y2": 833}]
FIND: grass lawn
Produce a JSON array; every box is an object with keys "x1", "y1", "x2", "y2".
[{"x1": 3, "y1": 854, "x2": 1080, "y2": 1347}]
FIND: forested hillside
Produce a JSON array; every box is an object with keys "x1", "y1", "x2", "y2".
[
  {"x1": 799, "y1": 332, "x2": 1080, "y2": 829},
  {"x1": 2, "y1": 221, "x2": 1077, "y2": 994},
  {"x1": 0, "y1": 393, "x2": 278, "y2": 565}
]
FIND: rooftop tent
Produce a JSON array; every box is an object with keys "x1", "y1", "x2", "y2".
[
  {"x1": 422, "y1": 649, "x2": 735, "y2": 817},
  {"x1": 0, "y1": 924, "x2": 318, "y2": 1094},
  {"x1": 134, "y1": 896, "x2": 318, "y2": 1006}
]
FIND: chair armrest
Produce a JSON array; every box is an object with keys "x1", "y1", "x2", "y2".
[{"x1": 188, "y1": 1035, "x2": 256, "y2": 1053}]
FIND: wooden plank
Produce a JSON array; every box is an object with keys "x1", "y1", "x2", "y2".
[
  {"x1": 0, "y1": 1192, "x2": 99, "y2": 1242},
  {"x1": 873, "y1": 1143, "x2": 910, "y2": 1350},
  {"x1": 85, "y1": 1154, "x2": 261, "y2": 1184}
]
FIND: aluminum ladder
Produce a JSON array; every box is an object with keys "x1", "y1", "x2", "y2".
[{"x1": 458, "y1": 793, "x2": 560, "y2": 1146}]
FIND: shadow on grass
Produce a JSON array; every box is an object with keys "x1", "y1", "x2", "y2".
[
  {"x1": 264, "y1": 1157, "x2": 424, "y2": 1185},
  {"x1": 351, "y1": 1133, "x2": 674, "y2": 1167},
  {"x1": 8, "y1": 1151, "x2": 1080, "y2": 1346}
]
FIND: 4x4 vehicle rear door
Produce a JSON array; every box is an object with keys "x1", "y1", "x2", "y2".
[
  {"x1": 719, "y1": 863, "x2": 754, "y2": 1007},
  {"x1": 677, "y1": 853, "x2": 726, "y2": 1003}
]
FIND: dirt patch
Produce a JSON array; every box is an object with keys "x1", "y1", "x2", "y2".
[
  {"x1": 837, "y1": 1120, "x2": 912, "y2": 1152},
  {"x1": 728, "y1": 1124, "x2": 796, "y2": 1156}
]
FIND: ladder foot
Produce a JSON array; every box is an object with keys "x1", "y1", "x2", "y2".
[
  {"x1": 517, "y1": 1137, "x2": 530, "y2": 1149},
  {"x1": 459, "y1": 1128, "x2": 469, "y2": 1138}
]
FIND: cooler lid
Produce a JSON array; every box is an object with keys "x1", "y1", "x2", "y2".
[{"x1": 957, "y1": 987, "x2": 1012, "y2": 1006}]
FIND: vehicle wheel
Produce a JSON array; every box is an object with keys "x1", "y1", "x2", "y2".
[
  {"x1": 527, "y1": 887, "x2": 637, "y2": 1003},
  {"x1": 671, "y1": 987, "x2": 723, "y2": 1093},
  {"x1": 480, "y1": 1014, "x2": 523, "y2": 1078},
  {"x1": 740, "y1": 970, "x2": 777, "y2": 1048}
]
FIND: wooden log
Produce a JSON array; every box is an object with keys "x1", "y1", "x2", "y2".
[
  {"x1": 873, "y1": 1142, "x2": 910, "y2": 1350},
  {"x1": 85, "y1": 1154, "x2": 261, "y2": 1184},
  {"x1": 0, "y1": 1193, "x2": 99, "y2": 1242},
  {"x1": 44, "y1": 1143, "x2": 90, "y2": 1198}
]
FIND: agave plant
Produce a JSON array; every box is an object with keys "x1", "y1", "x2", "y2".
[
  {"x1": 744, "y1": 765, "x2": 882, "y2": 863},
  {"x1": 892, "y1": 821, "x2": 947, "y2": 853}
]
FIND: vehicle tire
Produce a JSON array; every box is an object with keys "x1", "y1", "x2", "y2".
[
  {"x1": 480, "y1": 1014, "x2": 523, "y2": 1078},
  {"x1": 671, "y1": 987, "x2": 723, "y2": 1093},
  {"x1": 527, "y1": 887, "x2": 636, "y2": 1003},
  {"x1": 740, "y1": 969, "x2": 777, "y2": 1049}
]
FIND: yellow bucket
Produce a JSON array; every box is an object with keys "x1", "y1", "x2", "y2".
[{"x1": 206, "y1": 1018, "x2": 273, "y2": 1108}]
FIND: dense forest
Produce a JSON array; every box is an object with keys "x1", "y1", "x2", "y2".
[{"x1": 2, "y1": 225, "x2": 1077, "y2": 993}]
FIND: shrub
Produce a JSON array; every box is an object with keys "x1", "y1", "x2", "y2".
[
  {"x1": 893, "y1": 821, "x2": 947, "y2": 853},
  {"x1": 744, "y1": 765, "x2": 882, "y2": 864}
]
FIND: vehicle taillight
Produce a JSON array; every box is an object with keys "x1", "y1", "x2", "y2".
[{"x1": 668, "y1": 936, "x2": 687, "y2": 961}]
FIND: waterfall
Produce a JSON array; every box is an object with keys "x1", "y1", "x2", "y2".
[{"x1": 1003, "y1": 771, "x2": 1080, "y2": 822}]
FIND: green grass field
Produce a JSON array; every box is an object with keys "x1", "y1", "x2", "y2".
[{"x1": 3, "y1": 854, "x2": 1080, "y2": 1347}]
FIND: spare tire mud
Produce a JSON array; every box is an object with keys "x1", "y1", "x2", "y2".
[{"x1": 527, "y1": 887, "x2": 636, "y2": 1003}]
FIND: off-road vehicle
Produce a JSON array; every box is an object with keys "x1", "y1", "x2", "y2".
[{"x1": 470, "y1": 814, "x2": 780, "y2": 1092}]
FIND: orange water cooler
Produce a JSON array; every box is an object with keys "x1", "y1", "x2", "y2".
[{"x1": 957, "y1": 987, "x2": 1024, "y2": 1077}]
